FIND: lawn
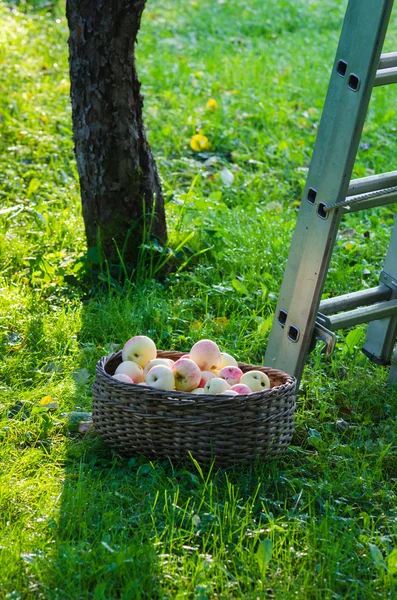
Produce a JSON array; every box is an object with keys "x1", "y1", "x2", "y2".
[{"x1": 1, "y1": 0, "x2": 397, "y2": 598}]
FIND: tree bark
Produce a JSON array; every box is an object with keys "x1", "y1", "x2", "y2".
[{"x1": 66, "y1": 0, "x2": 167, "y2": 272}]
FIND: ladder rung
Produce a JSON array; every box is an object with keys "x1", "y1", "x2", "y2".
[
  {"x1": 323, "y1": 172, "x2": 397, "y2": 213},
  {"x1": 341, "y1": 187, "x2": 397, "y2": 213},
  {"x1": 379, "y1": 52, "x2": 397, "y2": 69},
  {"x1": 318, "y1": 299, "x2": 397, "y2": 331},
  {"x1": 375, "y1": 66, "x2": 397, "y2": 86},
  {"x1": 347, "y1": 171, "x2": 397, "y2": 196},
  {"x1": 319, "y1": 285, "x2": 392, "y2": 316}
]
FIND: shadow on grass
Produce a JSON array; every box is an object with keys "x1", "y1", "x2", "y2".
[
  {"x1": 39, "y1": 289, "x2": 273, "y2": 599},
  {"x1": 35, "y1": 286, "x2": 397, "y2": 600},
  {"x1": 43, "y1": 435, "x2": 164, "y2": 599},
  {"x1": 28, "y1": 291, "x2": 165, "y2": 600}
]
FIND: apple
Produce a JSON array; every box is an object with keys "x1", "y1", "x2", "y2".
[
  {"x1": 115, "y1": 361, "x2": 144, "y2": 383},
  {"x1": 198, "y1": 370, "x2": 217, "y2": 388},
  {"x1": 211, "y1": 369, "x2": 220, "y2": 377},
  {"x1": 145, "y1": 365, "x2": 175, "y2": 390},
  {"x1": 240, "y1": 370, "x2": 270, "y2": 392},
  {"x1": 180, "y1": 354, "x2": 190, "y2": 359},
  {"x1": 204, "y1": 377, "x2": 231, "y2": 394},
  {"x1": 122, "y1": 335, "x2": 156, "y2": 368},
  {"x1": 191, "y1": 388, "x2": 205, "y2": 394},
  {"x1": 218, "y1": 389, "x2": 238, "y2": 396},
  {"x1": 190, "y1": 339, "x2": 222, "y2": 371},
  {"x1": 113, "y1": 373, "x2": 133, "y2": 384},
  {"x1": 230, "y1": 383, "x2": 252, "y2": 395},
  {"x1": 219, "y1": 352, "x2": 238, "y2": 368},
  {"x1": 219, "y1": 366, "x2": 243, "y2": 386},
  {"x1": 143, "y1": 358, "x2": 174, "y2": 377},
  {"x1": 172, "y1": 358, "x2": 201, "y2": 392}
]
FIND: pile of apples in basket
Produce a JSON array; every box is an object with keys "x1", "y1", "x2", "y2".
[{"x1": 113, "y1": 335, "x2": 270, "y2": 395}]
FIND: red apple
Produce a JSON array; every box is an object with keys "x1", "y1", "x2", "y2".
[
  {"x1": 219, "y1": 366, "x2": 243, "y2": 386},
  {"x1": 190, "y1": 339, "x2": 222, "y2": 371},
  {"x1": 172, "y1": 358, "x2": 201, "y2": 392}
]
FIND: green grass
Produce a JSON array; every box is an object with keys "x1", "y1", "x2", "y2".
[{"x1": 1, "y1": 0, "x2": 397, "y2": 597}]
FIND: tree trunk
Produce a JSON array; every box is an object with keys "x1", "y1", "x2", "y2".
[{"x1": 66, "y1": 0, "x2": 167, "y2": 273}]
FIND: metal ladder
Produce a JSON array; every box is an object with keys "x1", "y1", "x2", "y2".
[{"x1": 264, "y1": 0, "x2": 397, "y2": 386}]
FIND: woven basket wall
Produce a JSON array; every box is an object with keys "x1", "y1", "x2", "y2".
[{"x1": 92, "y1": 350, "x2": 296, "y2": 466}]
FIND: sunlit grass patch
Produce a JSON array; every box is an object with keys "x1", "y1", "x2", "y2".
[{"x1": 1, "y1": 0, "x2": 397, "y2": 598}]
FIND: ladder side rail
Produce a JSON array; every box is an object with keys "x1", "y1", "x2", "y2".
[{"x1": 264, "y1": 0, "x2": 394, "y2": 384}]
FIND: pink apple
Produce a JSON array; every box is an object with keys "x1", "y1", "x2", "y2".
[
  {"x1": 219, "y1": 352, "x2": 238, "y2": 368},
  {"x1": 219, "y1": 366, "x2": 243, "y2": 386},
  {"x1": 180, "y1": 354, "x2": 190, "y2": 359},
  {"x1": 115, "y1": 361, "x2": 144, "y2": 383},
  {"x1": 230, "y1": 383, "x2": 252, "y2": 395},
  {"x1": 145, "y1": 365, "x2": 175, "y2": 390},
  {"x1": 122, "y1": 335, "x2": 156, "y2": 368},
  {"x1": 113, "y1": 373, "x2": 133, "y2": 384},
  {"x1": 172, "y1": 358, "x2": 201, "y2": 392},
  {"x1": 143, "y1": 358, "x2": 174, "y2": 377},
  {"x1": 198, "y1": 370, "x2": 217, "y2": 388},
  {"x1": 190, "y1": 339, "x2": 222, "y2": 371},
  {"x1": 240, "y1": 371, "x2": 271, "y2": 392},
  {"x1": 204, "y1": 377, "x2": 231, "y2": 394},
  {"x1": 218, "y1": 389, "x2": 238, "y2": 396}
]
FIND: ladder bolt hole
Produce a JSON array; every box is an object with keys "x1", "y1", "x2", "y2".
[
  {"x1": 348, "y1": 73, "x2": 360, "y2": 91},
  {"x1": 337, "y1": 59, "x2": 347, "y2": 77},
  {"x1": 288, "y1": 325, "x2": 300, "y2": 343},
  {"x1": 307, "y1": 188, "x2": 317, "y2": 204},
  {"x1": 278, "y1": 309, "x2": 288, "y2": 328},
  {"x1": 317, "y1": 202, "x2": 328, "y2": 219}
]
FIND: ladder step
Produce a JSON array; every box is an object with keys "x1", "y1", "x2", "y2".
[
  {"x1": 318, "y1": 298, "x2": 397, "y2": 331},
  {"x1": 375, "y1": 53, "x2": 397, "y2": 85},
  {"x1": 322, "y1": 172, "x2": 397, "y2": 213},
  {"x1": 319, "y1": 285, "x2": 392, "y2": 315},
  {"x1": 375, "y1": 66, "x2": 397, "y2": 86},
  {"x1": 379, "y1": 52, "x2": 397, "y2": 69},
  {"x1": 341, "y1": 186, "x2": 397, "y2": 213},
  {"x1": 348, "y1": 171, "x2": 397, "y2": 196}
]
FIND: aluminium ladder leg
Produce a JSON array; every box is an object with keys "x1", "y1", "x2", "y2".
[
  {"x1": 264, "y1": 0, "x2": 395, "y2": 385},
  {"x1": 363, "y1": 218, "x2": 397, "y2": 382},
  {"x1": 390, "y1": 345, "x2": 397, "y2": 383}
]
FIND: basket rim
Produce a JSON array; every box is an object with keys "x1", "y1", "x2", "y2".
[{"x1": 95, "y1": 350, "x2": 296, "y2": 403}]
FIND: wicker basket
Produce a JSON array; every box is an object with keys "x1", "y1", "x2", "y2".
[{"x1": 92, "y1": 350, "x2": 296, "y2": 466}]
